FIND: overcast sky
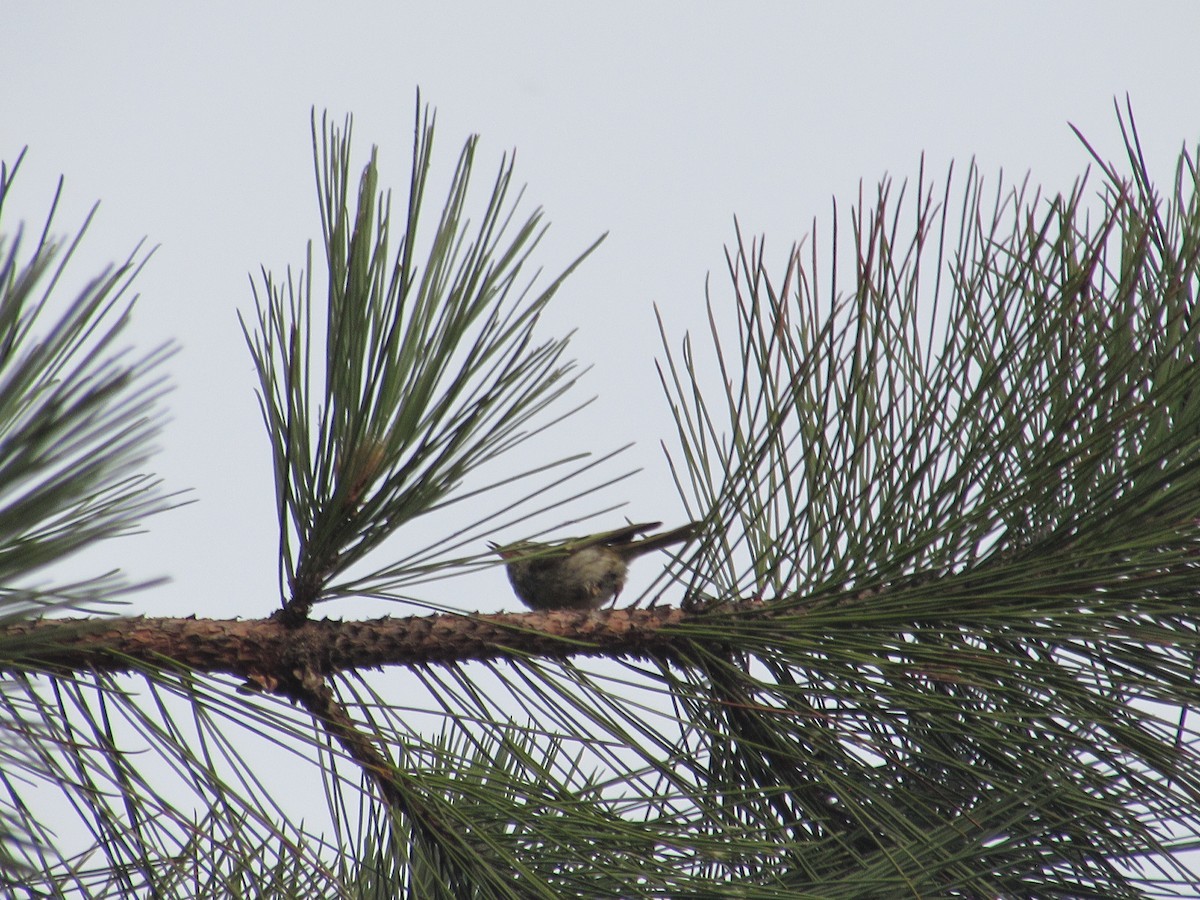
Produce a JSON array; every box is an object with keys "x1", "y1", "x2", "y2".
[
  {"x1": 3, "y1": 5, "x2": 1199, "y2": 620},
  {"x1": 5, "y1": 2, "x2": 1200, "y2": 871}
]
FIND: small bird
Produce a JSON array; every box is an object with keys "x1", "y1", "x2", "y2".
[{"x1": 490, "y1": 521, "x2": 700, "y2": 610}]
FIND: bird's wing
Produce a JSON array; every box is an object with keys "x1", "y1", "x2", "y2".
[{"x1": 574, "y1": 521, "x2": 663, "y2": 550}]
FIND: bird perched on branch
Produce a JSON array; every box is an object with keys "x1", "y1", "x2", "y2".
[{"x1": 490, "y1": 521, "x2": 700, "y2": 610}]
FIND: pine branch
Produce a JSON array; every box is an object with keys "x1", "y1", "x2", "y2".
[{"x1": 0, "y1": 604, "x2": 745, "y2": 676}]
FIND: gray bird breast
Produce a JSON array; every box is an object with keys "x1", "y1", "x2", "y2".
[{"x1": 510, "y1": 546, "x2": 628, "y2": 610}]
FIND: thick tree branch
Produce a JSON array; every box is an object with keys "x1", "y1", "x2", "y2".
[{"x1": 0, "y1": 603, "x2": 767, "y2": 678}]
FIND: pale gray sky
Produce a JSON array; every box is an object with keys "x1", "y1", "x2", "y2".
[
  {"x1": 5, "y1": 1, "x2": 1200, "y2": 872},
  {"x1": 4, "y1": 5, "x2": 1199, "y2": 610}
]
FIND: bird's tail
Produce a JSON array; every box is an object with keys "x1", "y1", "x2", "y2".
[{"x1": 620, "y1": 522, "x2": 702, "y2": 559}]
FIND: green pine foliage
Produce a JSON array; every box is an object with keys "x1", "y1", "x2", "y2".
[{"x1": 2, "y1": 98, "x2": 1200, "y2": 897}]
